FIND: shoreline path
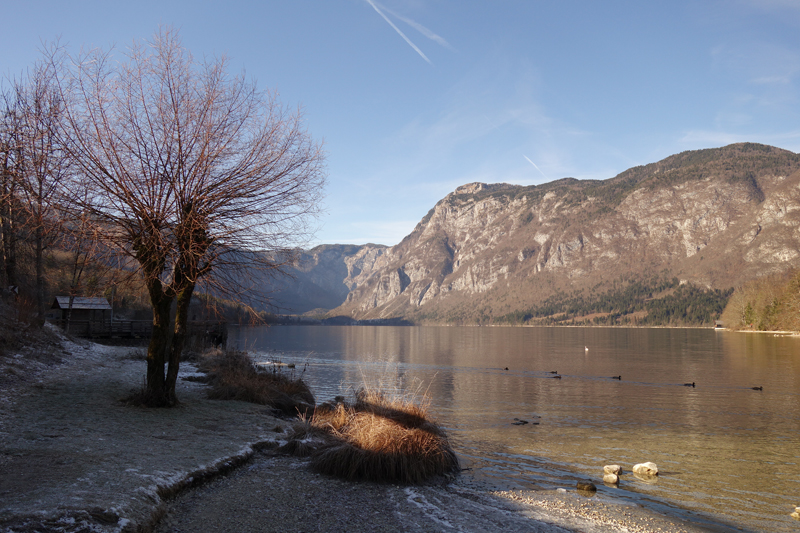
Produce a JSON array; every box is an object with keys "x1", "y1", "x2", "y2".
[{"x1": 0, "y1": 326, "x2": 737, "y2": 533}]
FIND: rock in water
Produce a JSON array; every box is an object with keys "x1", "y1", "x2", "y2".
[
  {"x1": 603, "y1": 464, "x2": 621, "y2": 475},
  {"x1": 633, "y1": 472, "x2": 659, "y2": 484},
  {"x1": 603, "y1": 473, "x2": 620, "y2": 485},
  {"x1": 633, "y1": 462, "x2": 658, "y2": 476},
  {"x1": 576, "y1": 481, "x2": 596, "y2": 492}
]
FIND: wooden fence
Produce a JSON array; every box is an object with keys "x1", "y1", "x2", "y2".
[{"x1": 49, "y1": 319, "x2": 227, "y2": 345}]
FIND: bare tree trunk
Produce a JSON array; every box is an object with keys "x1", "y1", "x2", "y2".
[
  {"x1": 0, "y1": 148, "x2": 20, "y2": 289},
  {"x1": 145, "y1": 278, "x2": 172, "y2": 406},
  {"x1": 165, "y1": 282, "x2": 195, "y2": 405},
  {"x1": 35, "y1": 219, "x2": 44, "y2": 320},
  {"x1": 0, "y1": 207, "x2": 17, "y2": 288}
]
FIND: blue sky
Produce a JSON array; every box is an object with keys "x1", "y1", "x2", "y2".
[{"x1": 3, "y1": 1, "x2": 799, "y2": 246}]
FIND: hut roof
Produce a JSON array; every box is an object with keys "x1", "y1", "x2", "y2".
[{"x1": 52, "y1": 297, "x2": 112, "y2": 311}]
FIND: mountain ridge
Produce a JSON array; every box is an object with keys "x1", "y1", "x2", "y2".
[
  {"x1": 265, "y1": 143, "x2": 800, "y2": 325},
  {"x1": 328, "y1": 143, "x2": 800, "y2": 324}
]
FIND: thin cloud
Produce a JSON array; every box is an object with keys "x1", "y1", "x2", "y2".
[
  {"x1": 377, "y1": 3, "x2": 456, "y2": 51},
  {"x1": 366, "y1": 0, "x2": 432, "y2": 64},
  {"x1": 524, "y1": 155, "x2": 548, "y2": 180}
]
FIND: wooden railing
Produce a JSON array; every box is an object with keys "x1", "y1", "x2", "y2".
[{"x1": 49, "y1": 319, "x2": 227, "y2": 343}]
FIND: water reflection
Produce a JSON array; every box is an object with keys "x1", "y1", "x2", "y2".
[{"x1": 229, "y1": 325, "x2": 800, "y2": 532}]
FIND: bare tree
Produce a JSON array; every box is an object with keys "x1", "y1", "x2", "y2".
[
  {"x1": 0, "y1": 58, "x2": 71, "y2": 321},
  {"x1": 54, "y1": 28, "x2": 326, "y2": 406},
  {"x1": 14, "y1": 60, "x2": 70, "y2": 319},
  {"x1": 0, "y1": 88, "x2": 23, "y2": 291},
  {"x1": 59, "y1": 186, "x2": 104, "y2": 331}
]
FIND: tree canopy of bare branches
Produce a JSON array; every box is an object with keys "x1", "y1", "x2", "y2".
[
  {"x1": 1, "y1": 57, "x2": 70, "y2": 319},
  {"x1": 54, "y1": 28, "x2": 326, "y2": 406}
]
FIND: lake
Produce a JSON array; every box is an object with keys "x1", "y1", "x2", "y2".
[{"x1": 228, "y1": 325, "x2": 800, "y2": 532}]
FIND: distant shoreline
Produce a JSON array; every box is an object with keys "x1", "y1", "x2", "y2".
[{"x1": 245, "y1": 320, "x2": 755, "y2": 331}]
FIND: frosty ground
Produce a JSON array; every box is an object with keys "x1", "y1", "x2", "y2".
[{"x1": 0, "y1": 326, "x2": 738, "y2": 532}]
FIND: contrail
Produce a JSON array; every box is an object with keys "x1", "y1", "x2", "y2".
[
  {"x1": 366, "y1": 0, "x2": 432, "y2": 64},
  {"x1": 524, "y1": 155, "x2": 548, "y2": 180},
  {"x1": 377, "y1": 2, "x2": 455, "y2": 51}
]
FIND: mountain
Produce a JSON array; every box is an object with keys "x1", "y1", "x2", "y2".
[
  {"x1": 259, "y1": 243, "x2": 387, "y2": 314},
  {"x1": 326, "y1": 143, "x2": 800, "y2": 325}
]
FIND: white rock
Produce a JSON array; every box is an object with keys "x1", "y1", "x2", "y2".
[
  {"x1": 632, "y1": 462, "x2": 658, "y2": 476},
  {"x1": 603, "y1": 473, "x2": 619, "y2": 484},
  {"x1": 603, "y1": 464, "x2": 621, "y2": 475}
]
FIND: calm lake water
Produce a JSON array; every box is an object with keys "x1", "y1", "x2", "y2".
[{"x1": 228, "y1": 325, "x2": 800, "y2": 532}]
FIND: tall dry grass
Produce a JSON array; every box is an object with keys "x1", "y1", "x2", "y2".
[
  {"x1": 196, "y1": 349, "x2": 315, "y2": 416},
  {"x1": 283, "y1": 375, "x2": 459, "y2": 484}
]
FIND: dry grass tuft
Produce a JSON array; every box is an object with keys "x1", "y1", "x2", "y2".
[
  {"x1": 197, "y1": 349, "x2": 315, "y2": 417},
  {"x1": 283, "y1": 382, "x2": 459, "y2": 484}
]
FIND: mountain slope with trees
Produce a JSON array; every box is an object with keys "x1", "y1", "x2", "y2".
[{"x1": 327, "y1": 143, "x2": 800, "y2": 325}]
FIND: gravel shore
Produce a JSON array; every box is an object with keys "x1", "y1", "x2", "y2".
[
  {"x1": 0, "y1": 327, "x2": 741, "y2": 532},
  {"x1": 154, "y1": 452, "x2": 738, "y2": 533}
]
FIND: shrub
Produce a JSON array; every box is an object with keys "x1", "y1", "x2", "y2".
[
  {"x1": 282, "y1": 384, "x2": 459, "y2": 484},
  {"x1": 197, "y1": 349, "x2": 315, "y2": 416}
]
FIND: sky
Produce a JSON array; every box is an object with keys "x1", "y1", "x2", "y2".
[{"x1": 2, "y1": 1, "x2": 799, "y2": 247}]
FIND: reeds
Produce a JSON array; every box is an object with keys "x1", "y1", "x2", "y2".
[
  {"x1": 283, "y1": 380, "x2": 459, "y2": 484},
  {"x1": 197, "y1": 349, "x2": 314, "y2": 416}
]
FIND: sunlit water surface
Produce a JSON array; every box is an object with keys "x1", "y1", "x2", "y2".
[{"x1": 229, "y1": 325, "x2": 800, "y2": 532}]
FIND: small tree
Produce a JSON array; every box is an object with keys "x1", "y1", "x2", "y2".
[
  {"x1": 55, "y1": 28, "x2": 326, "y2": 406},
  {"x1": 14, "y1": 60, "x2": 70, "y2": 319},
  {"x1": 0, "y1": 58, "x2": 71, "y2": 321}
]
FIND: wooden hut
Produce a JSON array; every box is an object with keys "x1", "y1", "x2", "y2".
[{"x1": 51, "y1": 296, "x2": 112, "y2": 322}]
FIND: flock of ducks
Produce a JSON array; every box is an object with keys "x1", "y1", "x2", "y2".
[
  {"x1": 499, "y1": 369, "x2": 762, "y2": 390},
  {"x1": 500, "y1": 346, "x2": 763, "y2": 390}
]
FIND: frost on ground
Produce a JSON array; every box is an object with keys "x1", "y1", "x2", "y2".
[{"x1": 0, "y1": 325, "x2": 287, "y2": 532}]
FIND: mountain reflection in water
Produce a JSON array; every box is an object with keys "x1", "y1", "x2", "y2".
[{"x1": 229, "y1": 325, "x2": 800, "y2": 533}]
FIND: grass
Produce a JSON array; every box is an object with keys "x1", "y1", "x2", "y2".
[
  {"x1": 196, "y1": 349, "x2": 315, "y2": 416},
  {"x1": 282, "y1": 376, "x2": 460, "y2": 484}
]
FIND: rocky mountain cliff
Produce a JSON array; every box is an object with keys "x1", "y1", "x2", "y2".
[
  {"x1": 260, "y1": 243, "x2": 387, "y2": 314},
  {"x1": 327, "y1": 143, "x2": 800, "y2": 324}
]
